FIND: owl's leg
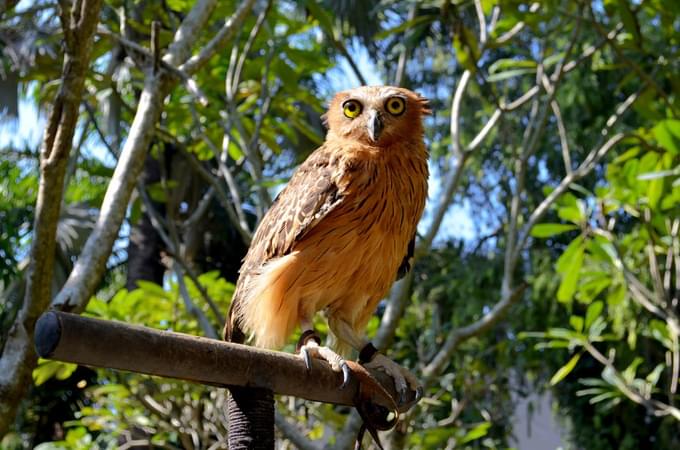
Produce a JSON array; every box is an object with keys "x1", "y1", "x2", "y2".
[
  {"x1": 297, "y1": 319, "x2": 351, "y2": 388},
  {"x1": 328, "y1": 317, "x2": 422, "y2": 403}
]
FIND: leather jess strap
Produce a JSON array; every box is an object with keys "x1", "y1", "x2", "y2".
[{"x1": 346, "y1": 360, "x2": 399, "y2": 450}]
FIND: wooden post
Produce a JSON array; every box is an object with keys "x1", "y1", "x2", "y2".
[{"x1": 34, "y1": 311, "x2": 418, "y2": 447}]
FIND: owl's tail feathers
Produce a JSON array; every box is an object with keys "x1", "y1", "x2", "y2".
[
  {"x1": 224, "y1": 301, "x2": 245, "y2": 343},
  {"x1": 232, "y1": 254, "x2": 300, "y2": 349}
]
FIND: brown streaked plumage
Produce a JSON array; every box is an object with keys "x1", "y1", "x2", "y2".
[{"x1": 225, "y1": 86, "x2": 429, "y2": 361}]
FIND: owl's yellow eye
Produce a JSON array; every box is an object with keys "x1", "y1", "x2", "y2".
[
  {"x1": 385, "y1": 97, "x2": 406, "y2": 116},
  {"x1": 342, "y1": 100, "x2": 362, "y2": 119}
]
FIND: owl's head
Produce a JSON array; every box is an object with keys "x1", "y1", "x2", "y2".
[{"x1": 323, "y1": 86, "x2": 430, "y2": 146}]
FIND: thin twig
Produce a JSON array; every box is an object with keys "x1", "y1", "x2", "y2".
[
  {"x1": 275, "y1": 411, "x2": 323, "y2": 450},
  {"x1": 179, "y1": 145, "x2": 252, "y2": 244},
  {"x1": 587, "y1": 5, "x2": 678, "y2": 116},
  {"x1": 422, "y1": 283, "x2": 528, "y2": 384},
  {"x1": 450, "y1": 70, "x2": 471, "y2": 157},
  {"x1": 474, "y1": 0, "x2": 487, "y2": 44},
  {"x1": 188, "y1": 105, "x2": 252, "y2": 236},
  {"x1": 96, "y1": 26, "x2": 209, "y2": 106},
  {"x1": 551, "y1": 98, "x2": 572, "y2": 175},
  {"x1": 173, "y1": 261, "x2": 219, "y2": 339},
  {"x1": 182, "y1": 187, "x2": 215, "y2": 230},
  {"x1": 394, "y1": 4, "x2": 417, "y2": 86},
  {"x1": 230, "y1": 0, "x2": 271, "y2": 95},
  {"x1": 583, "y1": 341, "x2": 680, "y2": 421},
  {"x1": 179, "y1": 0, "x2": 258, "y2": 75}
]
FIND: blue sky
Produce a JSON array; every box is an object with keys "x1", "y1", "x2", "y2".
[
  {"x1": 0, "y1": 95, "x2": 45, "y2": 150},
  {"x1": 329, "y1": 46, "x2": 476, "y2": 243},
  {"x1": 0, "y1": 42, "x2": 475, "y2": 245}
]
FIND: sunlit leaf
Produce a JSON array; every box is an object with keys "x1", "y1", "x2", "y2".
[
  {"x1": 570, "y1": 315, "x2": 584, "y2": 332},
  {"x1": 531, "y1": 223, "x2": 578, "y2": 238},
  {"x1": 550, "y1": 352, "x2": 582, "y2": 385},
  {"x1": 653, "y1": 119, "x2": 680, "y2": 154},
  {"x1": 459, "y1": 422, "x2": 491, "y2": 444},
  {"x1": 557, "y1": 241, "x2": 585, "y2": 303},
  {"x1": 585, "y1": 301, "x2": 604, "y2": 329},
  {"x1": 375, "y1": 15, "x2": 436, "y2": 39}
]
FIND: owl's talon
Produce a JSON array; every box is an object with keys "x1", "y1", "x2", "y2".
[
  {"x1": 399, "y1": 387, "x2": 407, "y2": 405},
  {"x1": 297, "y1": 330, "x2": 322, "y2": 372},
  {"x1": 340, "y1": 363, "x2": 351, "y2": 389},
  {"x1": 363, "y1": 353, "x2": 422, "y2": 406},
  {"x1": 297, "y1": 339, "x2": 349, "y2": 389},
  {"x1": 301, "y1": 347, "x2": 313, "y2": 371},
  {"x1": 415, "y1": 386, "x2": 424, "y2": 402}
]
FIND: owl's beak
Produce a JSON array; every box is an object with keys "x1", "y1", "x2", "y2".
[{"x1": 366, "y1": 110, "x2": 384, "y2": 142}]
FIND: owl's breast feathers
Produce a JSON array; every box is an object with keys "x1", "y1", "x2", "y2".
[{"x1": 226, "y1": 140, "x2": 428, "y2": 348}]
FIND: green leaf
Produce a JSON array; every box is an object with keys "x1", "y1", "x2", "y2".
[
  {"x1": 166, "y1": 0, "x2": 192, "y2": 11},
  {"x1": 375, "y1": 15, "x2": 436, "y2": 39},
  {"x1": 487, "y1": 68, "x2": 536, "y2": 82},
  {"x1": 546, "y1": 328, "x2": 581, "y2": 341},
  {"x1": 302, "y1": 0, "x2": 334, "y2": 37},
  {"x1": 550, "y1": 352, "x2": 582, "y2": 385},
  {"x1": 645, "y1": 363, "x2": 665, "y2": 387},
  {"x1": 488, "y1": 58, "x2": 537, "y2": 74},
  {"x1": 558, "y1": 200, "x2": 586, "y2": 224},
  {"x1": 606, "y1": 283, "x2": 626, "y2": 305},
  {"x1": 33, "y1": 359, "x2": 77, "y2": 386},
  {"x1": 647, "y1": 319, "x2": 672, "y2": 348},
  {"x1": 531, "y1": 223, "x2": 579, "y2": 238},
  {"x1": 613, "y1": 146, "x2": 641, "y2": 164},
  {"x1": 637, "y1": 167, "x2": 680, "y2": 180},
  {"x1": 136, "y1": 280, "x2": 171, "y2": 299},
  {"x1": 557, "y1": 240, "x2": 585, "y2": 303},
  {"x1": 589, "y1": 391, "x2": 620, "y2": 404},
  {"x1": 588, "y1": 316, "x2": 608, "y2": 340},
  {"x1": 647, "y1": 159, "x2": 666, "y2": 209},
  {"x1": 55, "y1": 362, "x2": 78, "y2": 380},
  {"x1": 585, "y1": 301, "x2": 604, "y2": 329},
  {"x1": 535, "y1": 341, "x2": 571, "y2": 350},
  {"x1": 622, "y1": 357, "x2": 643, "y2": 383},
  {"x1": 517, "y1": 331, "x2": 548, "y2": 339},
  {"x1": 453, "y1": 25, "x2": 480, "y2": 73},
  {"x1": 653, "y1": 119, "x2": 680, "y2": 154},
  {"x1": 459, "y1": 422, "x2": 491, "y2": 444},
  {"x1": 557, "y1": 235, "x2": 585, "y2": 273},
  {"x1": 570, "y1": 315, "x2": 584, "y2": 332}
]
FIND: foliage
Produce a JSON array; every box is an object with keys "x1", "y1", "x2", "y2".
[
  {"x1": 526, "y1": 118, "x2": 680, "y2": 447},
  {"x1": 1, "y1": 0, "x2": 679, "y2": 449}
]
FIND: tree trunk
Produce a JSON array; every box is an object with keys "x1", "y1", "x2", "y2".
[
  {"x1": 126, "y1": 151, "x2": 166, "y2": 290},
  {"x1": 0, "y1": 0, "x2": 103, "y2": 433}
]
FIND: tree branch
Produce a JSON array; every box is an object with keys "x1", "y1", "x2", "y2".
[
  {"x1": 173, "y1": 262, "x2": 219, "y2": 339},
  {"x1": 52, "y1": 1, "x2": 259, "y2": 311},
  {"x1": 0, "y1": 0, "x2": 103, "y2": 434},
  {"x1": 422, "y1": 283, "x2": 528, "y2": 384},
  {"x1": 52, "y1": 74, "x2": 167, "y2": 312},
  {"x1": 35, "y1": 312, "x2": 419, "y2": 411},
  {"x1": 583, "y1": 341, "x2": 680, "y2": 421},
  {"x1": 96, "y1": 26, "x2": 209, "y2": 105},
  {"x1": 179, "y1": 0, "x2": 257, "y2": 75},
  {"x1": 275, "y1": 411, "x2": 323, "y2": 450},
  {"x1": 163, "y1": 0, "x2": 219, "y2": 67}
]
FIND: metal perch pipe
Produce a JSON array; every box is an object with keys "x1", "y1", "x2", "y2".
[{"x1": 34, "y1": 311, "x2": 418, "y2": 411}]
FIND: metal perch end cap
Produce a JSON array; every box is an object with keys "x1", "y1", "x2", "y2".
[{"x1": 34, "y1": 311, "x2": 62, "y2": 358}]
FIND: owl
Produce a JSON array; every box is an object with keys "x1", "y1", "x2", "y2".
[{"x1": 225, "y1": 86, "x2": 429, "y2": 396}]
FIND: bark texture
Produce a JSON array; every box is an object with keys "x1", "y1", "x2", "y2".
[
  {"x1": 0, "y1": 0, "x2": 104, "y2": 434},
  {"x1": 126, "y1": 152, "x2": 166, "y2": 290}
]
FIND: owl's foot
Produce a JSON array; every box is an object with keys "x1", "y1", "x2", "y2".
[
  {"x1": 361, "y1": 347, "x2": 423, "y2": 405},
  {"x1": 297, "y1": 330, "x2": 351, "y2": 389}
]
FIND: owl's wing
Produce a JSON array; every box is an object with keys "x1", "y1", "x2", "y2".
[
  {"x1": 226, "y1": 146, "x2": 342, "y2": 342},
  {"x1": 243, "y1": 145, "x2": 343, "y2": 270},
  {"x1": 396, "y1": 236, "x2": 416, "y2": 280}
]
